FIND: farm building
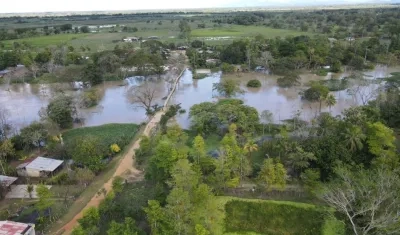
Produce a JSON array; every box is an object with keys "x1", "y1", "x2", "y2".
[
  {"x1": 0, "y1": 175, "x2": 18, "y2": 191},
  {"x1": 0, "y1": 220, "x2": 35, "y2": 235},
  {"x1": 16, "y1": 157, "x2": 64, "y2": 178}
]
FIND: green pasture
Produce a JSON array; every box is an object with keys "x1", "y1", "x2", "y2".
[
  {"x1": 2, "y1": 33, "x2": 89, "y2": 49},
  {"x1": 192, "y1": 25, "x2": 312, "y2": 38}
]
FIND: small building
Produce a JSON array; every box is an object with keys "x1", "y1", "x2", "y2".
[
  {"x1": 177, "y1": 46, "x2": 188, "y2": 50},
  {"x1": 148, "y1": 36, "x2": 159, "y2": 40},
  {"x1": 0, "y1": 69, "x2": 10, "y2": 78},
  {"x1": 123, "y1": 37, "x2": 139, "y2": 42},
  {"x1": 17, "y1": 157, "x2": 64, "y2": 178},
  {"x1": 0, "y1": 175, "x2": 18, "y2": 191},
  {"x1": 0, "y1": 220, "x2": 35, "y2": 235}
]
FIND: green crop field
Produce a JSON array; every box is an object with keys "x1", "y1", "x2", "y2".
[{"x1": 63, "y1": 123, "x2": 139, "y2": 150}]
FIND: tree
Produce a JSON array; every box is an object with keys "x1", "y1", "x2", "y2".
[
  {"x1": 178, "y1": 20, "x2": 191, "y2": 41},
  {"x1": 287, "y1": 146, "x2": 316, "y2": 177},
  {"x1": 325, "y1": 94, "x2": 337, "y2": 112},
  {"x1": 319, "y1": 166, "x2": 400, "y2": 235},
  {"x1": 80, "y1": 26, "x2": 90, "y2": 33},
  {"x1": 144, "y1": 200, "x2": 172, "y2": 235},
  {"x1": 260, "y1": 110, "x2": 274, "y2": 134},
  {"x1": 26, "y1": 184, "x2": 34, "y2": 199},
  {"x1": 19, "y1": 122, "x2": 48, "y2": 150},
  {"x1": 258, "y1": 159, "x2": 287, "y2": 191},
  {"x1": 366, "y1": 122, "x2": 397, "y2": 166},
  {"x1": 107, "y1": 217, "x2": 138, "y2": 235},
  {"x1": 302, "y1": 84, "x2": 329, "y2": 112},
  {"x1": 0, "y1": 140, "x2": 15, "y2": 174},
  {"x1": 74, "y1": 168, "x2": 95, "y2": 187},
  {"x1": 243, "y1": 140, "x2": 258, "y2": 164},
  {"x1": 47, "y1": 95, "x2": 77, "y2": 129},
  {"x1": 192, "y1": 135, "x2": 206, "y2": 164},
  {"x1": 128, "y1": 82, "x2": 158, "y2": 115},
  {"x1": 213, "y1": 79, "x2": 243, "y2": 98},
  {"x1": 166, "y1": 188, "x2": 192, "y2": 235},
  {"x1": 68, "y1": 135, "x2": 107, "y2": 169},
  {"x1": 277, "y1": 73, "x2": 301, "y2": 87},
  {"x1": 84, "y1": 62, "x2": 103, "y2": 85},
  {"x1": 258, "y1": 158, "x2": 276, "y2": 191},
  {"x1": 342, "y1": 125, "x2": 366, "y2": 152},
  {"x1": 35, "y1": 184, "x2": 54, "y2": 216},
  {"x1": 76, "y1": 207, "x2": 100, "y2": 235}
]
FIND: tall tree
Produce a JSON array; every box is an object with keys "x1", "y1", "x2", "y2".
[
  {"x1": 342, "y1": 125, "x2": 366, "y2": 152},
  {"x1": 325, "y1": 94, "x2": 337, "y2": 112},
  {"x1": 319, "y1": 166, "x2": 400, "y2": 235}
]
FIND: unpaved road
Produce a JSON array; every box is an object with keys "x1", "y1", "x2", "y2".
[{"x1": 56, "y1": 67, "x2": 186, "y2": 235}]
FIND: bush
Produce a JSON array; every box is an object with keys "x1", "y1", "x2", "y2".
[
  {"x1": 277, "y1": 73, "x2": 301, "y2": 87},
  {"x1": 80, "y1": 88, "x2": 101, "y2": 108},
  {"x1": 247, "y1": 79, "x2": 261, "y2": 88},
  {"x1": 224, "y1": 199, "x2": 344, "y2": 235},
  {"x1": 221, "y1": 63, "x2": 235, "y2": 73},
  {"x1": 315, "y1": 69, "x2": 328, "y2": 76}
]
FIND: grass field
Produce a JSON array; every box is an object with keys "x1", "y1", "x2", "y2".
[
  {"x1": 192, "y1": 25, "x2": 312, "y2": 38},
  {"x1": 2, "y1": 33, "x2": 89, "y2": 49},
  {"x1": 215, "y1": 196, "x2": 344, "y2": 235}
]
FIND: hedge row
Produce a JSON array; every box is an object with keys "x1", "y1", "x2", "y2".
[{"x1": 224, "y1": 199, "x2": 344, "y2": 235}]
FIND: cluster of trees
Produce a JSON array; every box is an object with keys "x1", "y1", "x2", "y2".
[{"x1": 216, "y1": 34, "x2": 397, "y2": 75}]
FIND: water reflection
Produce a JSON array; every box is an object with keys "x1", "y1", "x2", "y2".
[{"x1": 0, "y1": 66, "x2": 398, "y2": 131}]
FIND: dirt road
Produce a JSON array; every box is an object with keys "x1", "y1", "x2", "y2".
[{"x1": 56, "y1": 67, "x2": 186, "y2": 235}]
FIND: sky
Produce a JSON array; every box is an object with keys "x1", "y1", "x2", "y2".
[{"x1": 0, "y1": 0, "x2": 397, "y2": 13}]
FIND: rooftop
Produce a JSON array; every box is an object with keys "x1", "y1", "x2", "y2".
[
  {"x1": 0, "y1": 221, "x2": 32, "y2": 235},
  {"x1": 0, "y1": 175, "x2": 18, "y2": 187},
  {"x1": 24, "y1": 157, "x2": 63, "y2": 172}
]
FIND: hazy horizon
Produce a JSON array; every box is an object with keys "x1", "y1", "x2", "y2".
[{"x1": 0, "y1": 0, "x2": 399, "y2": 14}]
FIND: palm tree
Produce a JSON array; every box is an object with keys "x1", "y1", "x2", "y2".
[
  {"x1": 26, "y1": 184, "x2": 34, "y2": 199},
  {"x1": 287, "y1": 146, "x2": 317, "y2": 177},
  {"x1": 342, "y1": 126, "x2": 366, "y2": 152},
  {"x1": 326, "y1": 94, "x2": 337, "y2": 112},
  {"x1": 244, "y1": 141, "x2": 258, "y2": 163}
]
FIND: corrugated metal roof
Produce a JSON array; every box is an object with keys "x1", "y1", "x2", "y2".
[
  {"x1": 25, "y1": 157, "x2": 63, "y2": 172},
  {"x1": 0, "y1": 220, "x2": 31, "y2": 235},
  {"x1": 0, "y1": 175, "x2": 18, "y2": 187}
]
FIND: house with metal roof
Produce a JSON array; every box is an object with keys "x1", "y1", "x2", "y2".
[
  {"x1": 0, "y1": 221, "x2": 35, "y2": 235},
  {"x1": 16, "y1": 157, "x2": 64, "y2": 178}
]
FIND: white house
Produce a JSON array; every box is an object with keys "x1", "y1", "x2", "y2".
[
  {"x1": 17, "y1": 157, "x2": 64, "y2": 178},
  {"x1": 123, "y1": 37, "x2": 139, "y2": 42},
  {"x1": 0, "y1": 221, "x2": 35, "y2": 235}
]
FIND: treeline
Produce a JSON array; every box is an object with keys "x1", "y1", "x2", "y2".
[
  {"x1": 212, "y1": 8, "x2": 400, "y2": 38},
  {"x1": 187, "y1": 34, "x2": 399, "y2": 74},
  {"x1": 0, "y1": 39, "x2": 169, "y2": 83}
]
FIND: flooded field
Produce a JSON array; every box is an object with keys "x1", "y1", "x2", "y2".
[{"x1": 0, "y1": 65, "x2": 398, "y2": 131}]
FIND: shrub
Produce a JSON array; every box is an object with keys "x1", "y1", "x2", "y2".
[
  {"x1": 193, "y1": 73, "x2": 207, "y2": 80},
  {"x1": 80, "y1": 88, "x2": 101, "y2": 108},
  {"x1": 110, "y1": 144, "x2": 121, "y2": 153},
  {"x1": 316, "y1": 69, "x2": 328, "y2": 76},
  {"x1": 247, "y1": 79, "x2": 261, "y2": 88},
  {"x1": 224, "y1": 199, "x2": 344, "y2": 235},
  {"x1": 277, "y1": 73, "x2": 301, "y2": 87},
  {"x1": 221, "y1": 63, "x2": 235, "y2": 73}
]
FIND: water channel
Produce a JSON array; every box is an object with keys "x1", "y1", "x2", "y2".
[{"x1": 0, "y1": 65, "x2": 398, "y2": 131}]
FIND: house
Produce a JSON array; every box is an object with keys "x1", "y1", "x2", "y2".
[
  {"x1": 346, "y1": 37, "x2": 355, "y2": 42},
  {"x1": 123, "y1": 37, "x2": 139, "y2": 42},
  {"x1": 16, "y1": 157, "x2": 64, "y2": 178},
  {"x1": 0, "y1": 69, "x2": 10, "y2": 78},
  {"x1": 177, "y1": 46, "x2": 188, "y2": 50},
  {"x1": 148, "y1": 36, "x2": 159, "y2": 40},
  {"x1": 0, "y1": 221, "x2": 35, "y2": 235},
  {"x1": 0, "y1": 175, "x2": 18, "y2": 191}
]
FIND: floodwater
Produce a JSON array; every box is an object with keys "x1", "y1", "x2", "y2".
[
  {"x1": 0, "y1": 76, "x2": 169, "y2": 131},
  {"x1": 0, "y1": 65, "x2": 398, "y2": 131},
  {"x1": 171, "y1": 65, "x2": 399, "y2": 129}
]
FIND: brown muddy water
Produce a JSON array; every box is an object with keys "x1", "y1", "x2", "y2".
[{"x1": 0, "y1": 65, "x2": 398, "y2": 131}]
